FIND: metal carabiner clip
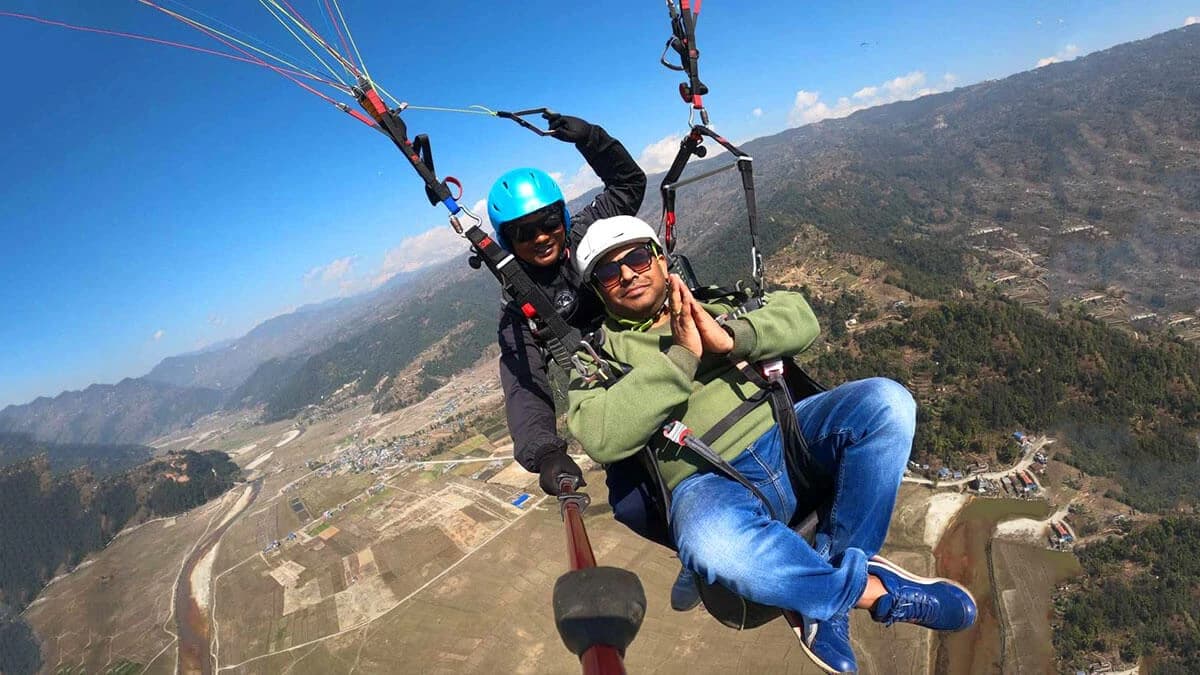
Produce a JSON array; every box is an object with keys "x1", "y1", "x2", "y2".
[{"x1": 571, "y1": 339, "x2": 612, "y2": 385}]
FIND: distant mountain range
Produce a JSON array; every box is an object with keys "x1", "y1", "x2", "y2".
[
  {"x1": 3, "y1": 24, "x2": 1198, "y2": 447},
  {"x1": 0, "y1": 379, "x2": 222, "y2": 446},
  {"x1": 144, "y1": 267, "x2": 430, "y2": 391},
  {"x1": 0, "y1": 432, "x2": 152, "y2": 475},
  {"x1": 0, "y1": 267, "x2": 445, "y2": 448}
]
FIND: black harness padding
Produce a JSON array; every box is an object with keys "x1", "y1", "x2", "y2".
[{"x1": 462, "y1": 225, "x2": 585, "y2": 373}]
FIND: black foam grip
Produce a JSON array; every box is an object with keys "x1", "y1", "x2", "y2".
[{"x1": 553, "y1": 566, "x2": 646, "y2": 656}]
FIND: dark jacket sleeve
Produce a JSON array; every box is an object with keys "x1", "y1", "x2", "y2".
[
  {"x1": 498, "y1": 305, "x2": 567, "y2": 472},
  {"x1": 569, "y1": 124, "x2": 647, "y2": 238}
]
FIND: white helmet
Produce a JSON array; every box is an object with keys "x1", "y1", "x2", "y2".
[{"x1": 574, "y1": 215, "x2": 663, "y2": 281}]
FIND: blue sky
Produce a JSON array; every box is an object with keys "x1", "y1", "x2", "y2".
[{"x1": 1, "y1": 1, "x2": 1197, "y2": 407}]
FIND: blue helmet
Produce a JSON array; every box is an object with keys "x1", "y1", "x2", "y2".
[{"x1": 487, "y1": 167, "x2": 572, "y2": 252}]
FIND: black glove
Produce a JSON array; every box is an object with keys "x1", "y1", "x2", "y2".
[
  {"x1": 538, "y1": 450, "x2": 587, "y2": 495},
  {"x1": 543, "y1": 112, "x2": 592, "y2": 144}
]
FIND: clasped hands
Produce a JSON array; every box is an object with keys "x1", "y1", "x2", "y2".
[{"x1": 668, "y1": 274, "x2": 733, "y2": 358}]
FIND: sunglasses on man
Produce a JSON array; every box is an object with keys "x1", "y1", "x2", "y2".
[
  {"x1": 592, "y1": 242, "x2": 660, "y2": 289},
  {"x1": 504, "y1": 206, "x2": 566, "y2": 244}
]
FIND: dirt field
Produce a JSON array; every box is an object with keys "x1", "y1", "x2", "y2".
[
  {"x1": 24, "y1": 375, "x2": 1008, "y2": 675},
  {"x1": 200, "y1": 464, "x2": 938, "y2": 675},
  {"x1": 992, "y1": 541, "x2": 1081, "y2": 674}
]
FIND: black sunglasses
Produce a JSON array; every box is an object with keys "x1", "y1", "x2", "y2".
[
  {"x1": 592, "y1": 243, "x2": 659, "y2": 289},
  {"x1": 504, "y1": 205, "x2": 565, "y2": 244}
]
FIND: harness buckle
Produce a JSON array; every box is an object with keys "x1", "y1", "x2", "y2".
[
  {"x1": 760, "y1": 358, "x2": 785, "y2": 381},
  {"x1": 661, "y1": 420, "x2": 691, "y2": 445}
]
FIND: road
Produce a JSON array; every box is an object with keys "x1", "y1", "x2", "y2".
[{"x1": 902, "y1": 436, "x2": 1054, "y2": 488}]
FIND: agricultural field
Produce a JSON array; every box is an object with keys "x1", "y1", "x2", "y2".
[{"x1": 992, "y1": 541, "x2": 1082, "y2": 674}]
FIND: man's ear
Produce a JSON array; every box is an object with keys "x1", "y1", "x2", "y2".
[{"x1": 656, "y1": 255, "x2": 670, "y2": 277}]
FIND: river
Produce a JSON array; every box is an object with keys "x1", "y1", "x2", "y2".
[
  {"x1": 174, "y1": 480, "x2": 261, "y2": 675},
  {"x1": 933, "y1": 497, "x2": 1055, "y2": 674}
]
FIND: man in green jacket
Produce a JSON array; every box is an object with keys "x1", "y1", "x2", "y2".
[{"x1": 566, "y1": 215, "x2": 977, "y2": 674}]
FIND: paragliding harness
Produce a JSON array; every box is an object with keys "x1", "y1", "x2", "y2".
[{"x1": 583, "y1": 285, "x2": 834, "y2": 628}]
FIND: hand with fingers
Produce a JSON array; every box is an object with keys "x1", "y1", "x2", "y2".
[
  {"x1": 542, "y1": 111, "x2": 592, "y2": 144},
  {"x1": 669, "y1": 274, "x2": 704, "y2": 358},
  {"x1": 691, "y1": 295, "x2": 734, "y2": 355}
]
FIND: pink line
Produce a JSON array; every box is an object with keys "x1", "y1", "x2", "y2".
[{"x1": 0, "y1": 10, "x2": 333, "y2": 86}]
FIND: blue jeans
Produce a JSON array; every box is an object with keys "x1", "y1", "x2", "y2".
[{"x1": 669, "y1": 377, "x2": 915, "y2": 621}]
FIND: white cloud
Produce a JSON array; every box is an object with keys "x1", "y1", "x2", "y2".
[
  {"x1": 852, "y1": 86, "x2": 878, "y2": 100},
  {"x1": 637, "y1": 134, "x2": 687, "y2": 175},
  {"x1": 787, "y1": 71, "x2": 955, "y2": 128},
  {"x1": 882, "y1": 71, "x2": 926, "y2": 96},
  {"x1": 1186, "y1": 16, "x2": 1200, "y2": 26},
  {"x1": 152, "y1": 329, "x2": 165, "y2": 341},
  {"x1": 751, "y1": 107, "x2": 764, "y2": 118},
  {"x1": 548, "y1": 171, "x2": 564, "y2": 183},
  {"x1": 559, "y1": 163, "x2": 604, "y2": 201},
  {"x1": 1037, "y1": 43, "x2": 1081, "y2": 67},
  {"x1": 303, "y1": 256, "x2": 357, "y2": 284},
  {"x1": 372, "y1": 226, "x2": 466, "y2": 287}
]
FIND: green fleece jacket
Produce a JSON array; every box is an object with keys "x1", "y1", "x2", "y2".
[{"x1": 566, "y1": 291, "x2": 820, "y2": 490}]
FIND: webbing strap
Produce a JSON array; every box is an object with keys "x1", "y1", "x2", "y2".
[
  {"x1": 679, "y1": 433, "x2": 778, "y2": 522},
  {"x1": 658, "y1": 125, "x2": 763, "y2": 296},
  {"x1": 699, "y1": 390, "x2": 768, "y2": 447},
  {"x1": 354, "y1": 79, "x2": 459, "y2": 214},
  {"x1": 461, "y1": 224, "x2": 584, "y2": 373}
]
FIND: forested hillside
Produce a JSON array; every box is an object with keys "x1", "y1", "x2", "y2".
[
  {"x1": 260, "y1": 274, "x2": 498, "y2": 420},
  {"x1": 0, "y1": 450, "x2": 239, "y2": 611},
  {"x1": 1055, "y1": 517, "x2": 1200, "y2": 674},
  {"x1": 808, "y1": 298, "x2": 1200, "y2": 511}
]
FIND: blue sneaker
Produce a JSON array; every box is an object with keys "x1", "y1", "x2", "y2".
[
  {"x1": 867, "y1": 555, "x2": 977, "y2": 631},
  {"x1": 790, "y1": 610, "x2": 857, "y2": 673},
  {"x1": 670, "y1": 566, "x2": 701, "y2": 611}
]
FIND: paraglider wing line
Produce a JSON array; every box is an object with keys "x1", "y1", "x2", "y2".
[
  {"x1": 269, "y1": 0, "x2": 361, "y2": 78},
  {"x1": 329, "y1": 0, "x2": 369, "y2": 79},
  {"x1": 143, "y1": 0, "x2": 339, "y2": 88},
  {"x1": 0, "y1": 10, "x2": 332, "y2": 87},
  {"x1": 322, "y1": 0, "x2": 356, "y2": 74},
  {"x1": 138, "y1": 0, "x2": 357, "y2": 104},
  {"x1": 160, "y1": 0, "x2": 314, "y2": 74},
  {"x1": 256, "y1": 0, "x2": 349, "y2": 86}
]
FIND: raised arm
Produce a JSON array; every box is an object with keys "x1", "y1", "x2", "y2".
[{"x1": 544, "y1": 114, "x2": 646, "y2": 235}]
